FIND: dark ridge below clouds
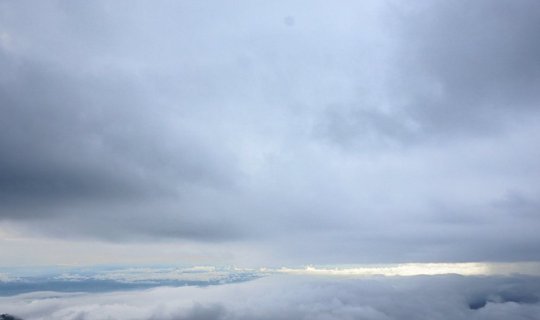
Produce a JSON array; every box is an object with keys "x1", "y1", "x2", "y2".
[{"x1": 1, "y1": 0, "x2": 540, "y2": 263}]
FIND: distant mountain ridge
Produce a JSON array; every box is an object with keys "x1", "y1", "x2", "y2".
[{"x1": 0, "y1": 314, "x2": 22, "y2": 320}]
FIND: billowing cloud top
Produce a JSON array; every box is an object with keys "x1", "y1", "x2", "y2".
[{"x1": 1, "y1": 0, "x2": 540, "y2": 265}]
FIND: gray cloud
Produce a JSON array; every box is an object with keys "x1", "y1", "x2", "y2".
[
  {"x1": 317, "y1": 0, "x2": 540, "y2": 147},
  {"x1": 0, "y1": 56, "x2": 235, "y2": 200},
  {"x1": 0, "y1": 53, "x2": 242, "y2": 240},
  {"x1": 1, "y1": 0, "x2": 540, "y2": 263}
]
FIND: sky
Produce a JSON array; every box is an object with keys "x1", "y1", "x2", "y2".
[{"x1": 1, "y1": 0, "x2": 540, "y2": 268}]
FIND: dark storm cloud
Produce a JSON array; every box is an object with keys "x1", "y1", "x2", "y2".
[
  {"x1": 4, "y1": 68, "x2": 225, "y2": 187},
  {"x1": 0, "y1": 0, "x2": 243, "y2": 239},
  {"x1": 0, "y1": 54, "x2": 237, "y2": 212},
  {"x1": 1, "y1": 0, "x2": 540, "y2": 263}
]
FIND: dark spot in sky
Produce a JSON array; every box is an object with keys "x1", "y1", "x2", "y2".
[
  {"x1": 468, "y1": 299, "x2": 487, "y2": 310},
  {"x1": 0, "y1": 314, "x2": 23, "y2": 320},
  {"x1": 284, "y1": 16, "x2": 295, "y2": 26},
  {"x1": 468, "y1": 291, "x2": 540, "y2": 310}
]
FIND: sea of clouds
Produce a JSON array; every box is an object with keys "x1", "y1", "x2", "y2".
[{"x1": 2, "y1": 274, "x2": 540, "y2": 320}]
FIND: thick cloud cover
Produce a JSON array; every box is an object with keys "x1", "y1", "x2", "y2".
[
  {"x1": 2, "y1": 275, "x2": 540, "y2": 320},
  {"x1": 1, "y1": 0, "x2": 540, "y2": 264}
]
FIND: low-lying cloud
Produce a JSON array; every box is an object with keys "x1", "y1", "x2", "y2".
[{"x1": 2, "y1": 275, "x2": 540, "y2": 320}]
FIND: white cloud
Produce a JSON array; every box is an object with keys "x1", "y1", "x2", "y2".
[{"x1": 2, "y1": 275, "x2": 540, "y2": 320}]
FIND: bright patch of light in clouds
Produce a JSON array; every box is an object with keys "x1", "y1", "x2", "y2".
[{"x1": 277, "y1": 262, "x2": 540, "y2": 277}]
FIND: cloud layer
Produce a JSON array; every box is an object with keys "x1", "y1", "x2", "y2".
[
  {"x1": 2, "y1": 275, "x2": 540, "y2": 320},
  {"x1": 1, "y1": 0, "x2": 540, "y2": 264}
]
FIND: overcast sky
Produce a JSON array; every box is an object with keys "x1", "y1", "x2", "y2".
[{"x1": 1, "y1": 0, "x2": 540, "y2": 266}]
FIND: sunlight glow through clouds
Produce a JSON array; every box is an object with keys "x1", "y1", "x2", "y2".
[{"x1": 276, "y1": 262, "x2": 540, "y2": 277}]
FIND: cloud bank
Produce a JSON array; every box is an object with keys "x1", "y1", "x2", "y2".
[{"x1": 2, "y1": 275, "x2": 540, "y2": 320}]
